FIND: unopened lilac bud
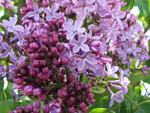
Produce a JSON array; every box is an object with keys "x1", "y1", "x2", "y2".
[
  {"x1": 19, "y1": 60, "x2": 27, "y2": 68},
  {"x1": 40, "y1": 95, "x2": 46, "y2": 101},
  {"x1": 33, "y1": 88, "x2": 41, "y2": 96},
  {"x1": 57, "y1": 89, "x2": 67, "y2": 97},
  {"x1": 42, "y1": 0, "x2": 50, "y2": 7},
  {"x1": 14, "y1": 78, "x2": 24, "y2": 84},
  {"x1": 51, "y1": 47, "x2": 58, "y2": 54},
  {"x1": 60, "y1": 58, "x2": 68, "y2": 65},
  {"x1": 69, "y1": 97, "x2": 75, "y2": 105},
  {"x1": 26, "y1": 104, "x2": 33, "y2": 111},
  {"x1": 69, "y1": 107, "x2": 75, "y2": 113},
  {"x1": 42, "y1": 105, "x2": 49, "y2": 113},
  {"x1": 90, "y1": 98, "x2": 96, "y2": 103},
  {"x1": 30, "y1": 69, "x2": 36, "y2": 77},
  {"x1": 42, "y1": 67, "x2": 49, "y2": 73},
  {"x1": 38, "y1": 45, "x2": 48, "y2": 52},
  {"x1": 30, "y1": 42, "x2": 39, "y2": 49},
  {"x1": 57, "y1": 19, "x2": 64, "y2": 26},
  {"x1": 56, "y1": 43, "x2": 64, "y2": 51},
  {"x1": 24, "y1": 85, "x2": 33, "y2": 95},
  {"x1": 32, "y1": 60, "x2": 39, "y2": 67},
  {"x1": 33, "y1": 101, "x2": 40, "y2": 108},
  {"x1": 88, "y1": 93, "x2": 94, "y2": 99},
  {"x1": 80, "y1": 102, "x2": 86, "y2": 109},
  {"x1": 82, "y1": 106, "x2": 88, "y2": 113},
  {"x1": 39, "y1": 60, "x2": 46, "y2": 66}
]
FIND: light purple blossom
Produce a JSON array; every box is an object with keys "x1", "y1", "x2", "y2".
[
  {"x1": 23, "y1": 2, "x2": 43, "y2": 21},
  {"x1": 107, "y1": 86, "x2": 124, "y2": 107},
  {"x1": 97, "y1": 0, "x2": 107, "y2": 8},
  {"x1": 109, "y1": 91, "x2": 124, "y2": 107},
  {"x1": 127, "y1": 43, "x2": 142, "y2": 56},
  {"x1": 104, "y1": 63, "x2": 119, "y2": 78},
  {"x1": 70, "y1": 35, "x2": 90, "y2": 53},
  {"x1": 112, "y1": 3, "x2": 126, "y2": 30},
  {"x1": 63, "y1": 19, "x2": 86, "y2": 40},
  {"x1": 43, "y1": 4, "x2": 63, "y2": 21},
  {"x1": 0, "y1": 65, "x2": 7, "y2": 78},
  {"x1": 0, "y1": 41, "x2": 18, "y2": 60},
  {"x1": 72, "y1": 0, "x2": 96, "y2": 20},
  {"x1": 73, "y1": 52, "x2": 97, "y2": 72},
  {"x1": 0, "y1": 0, "x2": 13, "y2": 9},
  {"x1": 49, "y1": 102, "x2": 61, "y2": 113},
  {"x1": 0, "y1": 15, "x2": 24, "y2": 33}
]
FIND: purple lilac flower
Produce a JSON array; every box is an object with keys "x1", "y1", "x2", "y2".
[
  {"x1": 63, "y1": 19, "x2": 86, "y2": 40},
  {"x1": 127, "y1": 43, "x2": 142, "y2": 56},
  {"x1": 43, "y1": 4, "x2": 63, "y2": 21},
  {"x1": 109, "y1": 90, "x2": 124, "y2": 107},
  {"x1": 70, "y1": 35, "x2": 90, "y2": 53},
  {"x1": 0, "y1": 0, "x2": 13, "y2": 9},
  {"x1": 73, "y1": 52, "x2": 98, "y2": 72},
  {"x1": 0, "y1": 65, "x2": 7, "y2": 78},
  {"x1": 72, "y1": 0, "x2": 96, "y2": 20},
  {"x1": 104, "y1": 63, "x2": 119, "y2": 78},
  {"x1": 0, "y1": 15, "x2": 24, "y2": 33},
  {"x1": 23, "y1": 2, "x2": 43, "y2": 21},
  {"x1": 112, "y1": 3, "x2": 126, "y2": 30}
]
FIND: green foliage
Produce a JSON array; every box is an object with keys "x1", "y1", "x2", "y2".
[{"x1": 90, "y1": 108, "x2": 115, "y2": 113}]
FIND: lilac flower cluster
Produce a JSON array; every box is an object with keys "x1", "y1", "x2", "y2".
[
  {"x1": 13, "y1": 18, "x2": 68, "y2": 98},
  {"x1": 0, "y1": 0, "x2": 149, "y2": 112},
  {"x1": 57, "y1": 79, "x2": 95, "y2": 113}
]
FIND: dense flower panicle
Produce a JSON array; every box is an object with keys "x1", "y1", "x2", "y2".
[{"x1": 13, "y1": 19, "x2": 69, "y2": 98}]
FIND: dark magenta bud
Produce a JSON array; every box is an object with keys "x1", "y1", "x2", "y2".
[
  {"x1": 33, "y1": 101, "x2": 40, "y2": 108},
  {"x1": 30, "y1": 42, "x2": 39, "y2": 49},
  {"x1": 33, "y1": 88, "x2": 41, "y2": 96},
  {"x1": 69, "y1": 107, "x2": 75, "y2": 113},
  {"x1": 60, "y1": 57, "x2": 68, "y2": 65},
  {"x1": 23, "y1": 85, "x2": 33, "y2": 96},
  {"x1": 42, "y1": 105, "x2": 49, "y2": 113}
]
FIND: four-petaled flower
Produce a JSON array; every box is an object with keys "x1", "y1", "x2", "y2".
[
  {"x1": 63, "y1": 19, "x2": 86, "y2": 40},
  {"x1": 104, "y1": 63, "x2": 119, "y2": 78},
  {"x1": 43, "y1": 4, "x2": 63, "y2": 21},
  {"x1": 70, "y1": 35, "x2": 90, "y2": 53},
  {"x1": 0, "y1": 15, "x2": 24, "y2": 33},
  {"x1": 109, "y1": 91, "x2": 124, "y2": 107},
  {"x1": 23, "y1": 2, "x2": 43, "y2": 21},
  {"x1": 73, "y1": 52, "x2": 97, "y2": 72},
  {"x1": 127, "y1": 43, "x2": 142, "y2": 56},
  {"x1": 72, "y1": 0, "x2": 96, "y2": 20}
]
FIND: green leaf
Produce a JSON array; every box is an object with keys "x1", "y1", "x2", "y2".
[
  {"x1": 92, "y1": 86, "x2": 106, "y2": 94},
  {"x1": 0, "y1": 100, "x2": 20, "y2": 113},
  {"x1": 0, "y1": 80, "x2": 4, "y2": 101},
  {"x1": 90, "y1": 108, "x2": 115, "y2": 113},
  {"x1": 134, "y1": 101, "x2": 150, "y2": 113},
  {"x1": 122, "y1": 0, "x2": 135, "y2": 10}
]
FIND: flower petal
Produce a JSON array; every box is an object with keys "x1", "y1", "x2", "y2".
[
  {"x1": 81, "y1": 44, "x2": 90, "y2": 52},
  {"x1": 73, "y1": 45, "x2": 80, "y2": 53},
  {"x1": 77, "y1": 60, "x2": 86, "y2": 72}
]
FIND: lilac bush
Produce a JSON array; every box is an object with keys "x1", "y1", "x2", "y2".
[{"x1": 0, "y1": 0, "x2": 149, "y2": 113}]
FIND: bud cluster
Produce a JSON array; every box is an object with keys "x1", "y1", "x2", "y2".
[{"x1": 57, "y1": 80, "x2": 95, "y2": 113}]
